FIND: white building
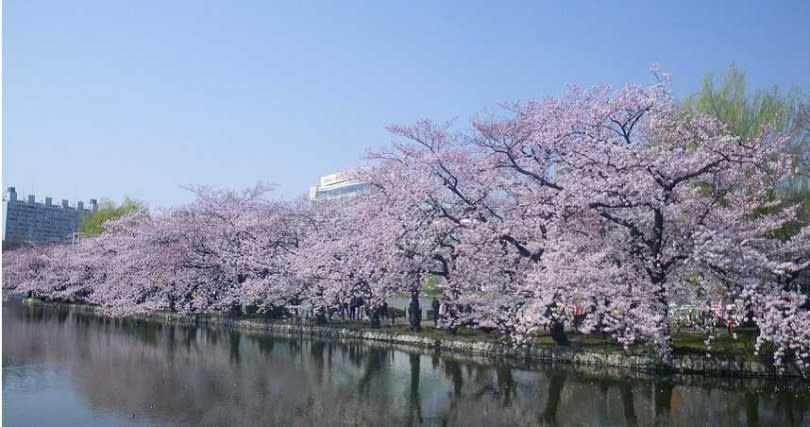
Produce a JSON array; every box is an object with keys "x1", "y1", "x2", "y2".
[{"x1": 308, "y1": 171, "x2": 367, "y2": 200}]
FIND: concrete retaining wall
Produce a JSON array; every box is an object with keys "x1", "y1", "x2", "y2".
[{"x1": 24, "y1": 299, "x2": 803, "y2": 378}]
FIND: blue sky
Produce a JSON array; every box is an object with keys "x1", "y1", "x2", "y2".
[{"x1": 4, "y1": 1, "x2": 810, "y2": 208}]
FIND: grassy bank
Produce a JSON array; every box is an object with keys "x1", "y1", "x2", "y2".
[{"x1": 303, "y1": 316, "x2": 761, "y2": 359}]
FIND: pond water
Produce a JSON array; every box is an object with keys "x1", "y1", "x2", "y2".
[{"x1": 3, "y1": 301, "x2": 809, "y2": 426}]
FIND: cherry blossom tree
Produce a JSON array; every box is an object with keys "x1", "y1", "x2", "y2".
[
  {"x1": 4, "y1": 70, "x2": 808, "y2": 373},
  {"x1": 4, "y1": 184, "x2": 307, "y2": 317},
  {"x1": 166, "y1": 184, "x2": 305, "y2": 316},
  {"x1": 361, "y1": 121, "x2": 573, "y2": 340},
  {"x1": 466, "y1": 73, "x2": 806, "y2": 363}
]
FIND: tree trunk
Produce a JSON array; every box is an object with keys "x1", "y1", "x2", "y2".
[
  {"x1": 370, "y1": 308, "x2": 381, "y2": 328},
  {"x1": 227, "y1": 302, "x2": 242, "y2": 319},
  {"x1": 550, "y1": 322, "x2": 569, "y2": 346},
  {"x1": 655, "y1": 282, "x2": 673, "y2": 362}
]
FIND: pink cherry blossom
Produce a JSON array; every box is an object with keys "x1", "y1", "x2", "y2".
[{"x1": 4, "y1": 73, "x2": 807, "y2": 374}]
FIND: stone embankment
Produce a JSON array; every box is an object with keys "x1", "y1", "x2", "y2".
[
  {"x1": 24, "y1": 299, "x2": 802, "y2": 378},
  {"x1": 235, "y1": 321, "x2": 791, "y2": 377}
]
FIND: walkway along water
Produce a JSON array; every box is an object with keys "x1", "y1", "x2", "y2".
[{"x1": 16, "y1": 298, "x2": 805, "y2": 378}]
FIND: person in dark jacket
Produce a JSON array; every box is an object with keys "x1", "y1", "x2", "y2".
[
  {"x1": 431, "y1": 298, "x2": 440, "y2": 327},
  {"x1": 408, "y1": 293, "x2": 422, "y2": 331}
]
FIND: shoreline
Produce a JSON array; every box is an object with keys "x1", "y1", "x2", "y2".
[{"x1": 16, "y1": 298, "x2": 805, "y2": 379}]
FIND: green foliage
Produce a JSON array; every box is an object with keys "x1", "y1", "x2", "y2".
[
  {"x1": 671, "y1": 328, "x2": 762, "y2": 359},
  {"x1": 686, "y1": 64, "x2": 810, "y2": 237},
  {"x1": 423, "y1": 274, "x2": 441, "y2": 295},
  {"x1": 685, "y1": 64, "x2": 805, "y2": 140},
  {"x1": 79, "y1": 198, "x2": 147, "y2": 237}
]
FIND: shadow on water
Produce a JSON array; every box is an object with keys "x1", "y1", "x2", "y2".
[
  {"x1": 3, "y1": 301, "x2": 810, "y2": 427},
  {"x1": 538, "y1": 370, "x2": 566, "y2": 426},
  {"x1": 407, "y1": 353, "x2": 423, "y2": 426}
]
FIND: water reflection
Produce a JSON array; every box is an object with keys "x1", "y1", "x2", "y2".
[{"x1": 3, "y1": 302, "x2": 810, "y2": 426}]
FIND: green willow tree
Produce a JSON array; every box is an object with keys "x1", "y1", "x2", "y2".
[
  {"x1": 79, "y1": 198, "x2": 147, "y2": 237},
  {"x1": 685, "y1": 64, "x2": 810, "y2": 237}
]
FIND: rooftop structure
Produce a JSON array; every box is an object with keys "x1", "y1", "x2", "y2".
[
  {"x1": 308, "y1": 171, "x2": 367, "y2": 200},
  {"x1": 2, "y1": 187, "x2": 97, "y2": 243}
]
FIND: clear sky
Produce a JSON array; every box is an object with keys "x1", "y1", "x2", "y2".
[{"x1": 4, "y1": 1, "x2": 810, "y2": 209}]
